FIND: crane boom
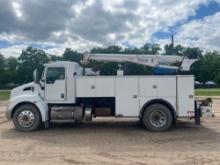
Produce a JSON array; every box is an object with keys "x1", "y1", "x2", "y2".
[{"x1": 82, "y1": 53, "x2": 198, "y2": 71}]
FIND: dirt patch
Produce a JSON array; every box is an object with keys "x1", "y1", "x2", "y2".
[{"x1": 0, "y1": 100, "x2": 219, "y2": 165}]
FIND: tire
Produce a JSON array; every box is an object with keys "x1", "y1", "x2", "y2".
[
  {"x1": 13, "y1": 104, "x2": 42, "y2": 132},
  {"x1": 142, "y1": 104, "x2": 173, "y2": 132}
]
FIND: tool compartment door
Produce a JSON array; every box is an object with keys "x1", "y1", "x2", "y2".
[
  {"x1": 76, "y1": 77, "x2": 96, "y2": 97},
  {"x1": 115, "y1": 77, "x2": 139, "y2": 116},
  {"x1": 177, "y1": 76, "x2": 194, "y2": 117},
  {"x1": 76, "y1": 77, "x2": 115, "y2": 97},
  {"x1": 94, "y1": 77, "x2": 115, "y2": 97}
]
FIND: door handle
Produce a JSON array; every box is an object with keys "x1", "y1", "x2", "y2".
[
  {"x1": 153, "y1": 85, "x2": 157, "y2": 89},
  {"x1": 61, "y1": 93, "x2": 64, "y2": 98},
  {"x1": 133, "y1": 95, "x2": 138, "y2": 98},
  {"x1": 189, "y1": 94, "x2": 194, "y2": 99}
]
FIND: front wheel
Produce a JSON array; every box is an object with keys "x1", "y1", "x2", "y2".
[
  {"x1": 142, "y1": 104, "x2": 173, "y2": 132},
  {"x1": 13, "y1": 104, "x2": 42, "y2": 132}
]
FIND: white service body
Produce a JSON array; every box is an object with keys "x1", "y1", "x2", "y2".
[{"x1": 76, "y1": 75, "x2": 194, "y2": 117}]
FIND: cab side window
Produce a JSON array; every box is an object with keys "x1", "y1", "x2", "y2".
[{"x1": 46, "y1": 67, "x2": 65, "y2": 84}]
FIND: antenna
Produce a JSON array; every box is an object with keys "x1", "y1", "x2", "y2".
[{"x1": 171, "y1": 35, "x2": 174, "y2": 55}]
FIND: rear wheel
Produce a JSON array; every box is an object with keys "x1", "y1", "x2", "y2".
[
  {"x1": 13, "y1": 104, "x2": 42, "y2": 132},
  {"x1": 142, "y1": 104, "x2": 173, "y2": 131}
]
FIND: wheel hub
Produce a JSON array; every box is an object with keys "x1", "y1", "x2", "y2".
[
  {"x1": 18, "y1": 110, "x2": 35, "y2": 128},
  {"x1": 149, "y1": 110, "x2": 167, "y2": 128}
]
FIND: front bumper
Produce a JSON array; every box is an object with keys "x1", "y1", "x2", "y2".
[
  {"x1": 5, "y1": 103, "x2": 12, "y2": 120},
  {"x1": 5, "y1": 111, "x2": 11, "y2": 120}
]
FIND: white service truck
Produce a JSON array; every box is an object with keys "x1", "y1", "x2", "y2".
[{"x1": 5, "y1": 53, "x2": 209, "y2": 131}]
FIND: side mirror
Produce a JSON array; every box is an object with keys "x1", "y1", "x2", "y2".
[{"x1": 33, "y1": 69, "x2": 40, "y2": 83}]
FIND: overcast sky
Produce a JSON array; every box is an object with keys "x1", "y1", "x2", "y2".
[{"x1": 0, "y1": 0, "x2": 220, "y2": 57}]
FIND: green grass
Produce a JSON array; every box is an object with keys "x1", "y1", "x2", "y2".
[
  {"x1": 195, "y1": 88, "x2": 220, "y2": 96},
  {"x1": 0, "y1": 90, "x2": 10, "y2": 100}
]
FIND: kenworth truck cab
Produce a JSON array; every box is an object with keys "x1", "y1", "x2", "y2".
[{"x1": 5, "y1": 54, "x2": 211, "y2": 132}]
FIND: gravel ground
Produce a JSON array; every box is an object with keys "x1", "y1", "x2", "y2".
[{"x1": 0, "y1": 99, "x2": 219, "y2": 165}]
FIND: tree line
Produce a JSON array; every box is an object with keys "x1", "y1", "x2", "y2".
[{"x1": 0, "y1": 43, "x2": 220, "y2": 89}]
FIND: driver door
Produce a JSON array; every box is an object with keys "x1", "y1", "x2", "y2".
[{"x1": 45, "y1": 67, "x2": 66, "y2": 102}]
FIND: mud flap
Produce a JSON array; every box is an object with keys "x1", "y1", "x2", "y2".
[
  {"x1": 195, "y1": 101, "x2": 201, "y2": 125},
  {"x1": 44, "y1": 121, "x2": 50, "y2": 129}
]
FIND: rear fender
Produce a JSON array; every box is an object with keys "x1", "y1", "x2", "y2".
[{"x1": 139, "y1": 99, "x2": 177, "y2": 121}]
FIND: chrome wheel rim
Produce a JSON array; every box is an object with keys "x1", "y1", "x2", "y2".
[
  {"x1": 18, "y1": 110, "x2": 35, "y2": 127},
  {"x1": 149, "y1": 110, "x2": 167, "y2": 128}
]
